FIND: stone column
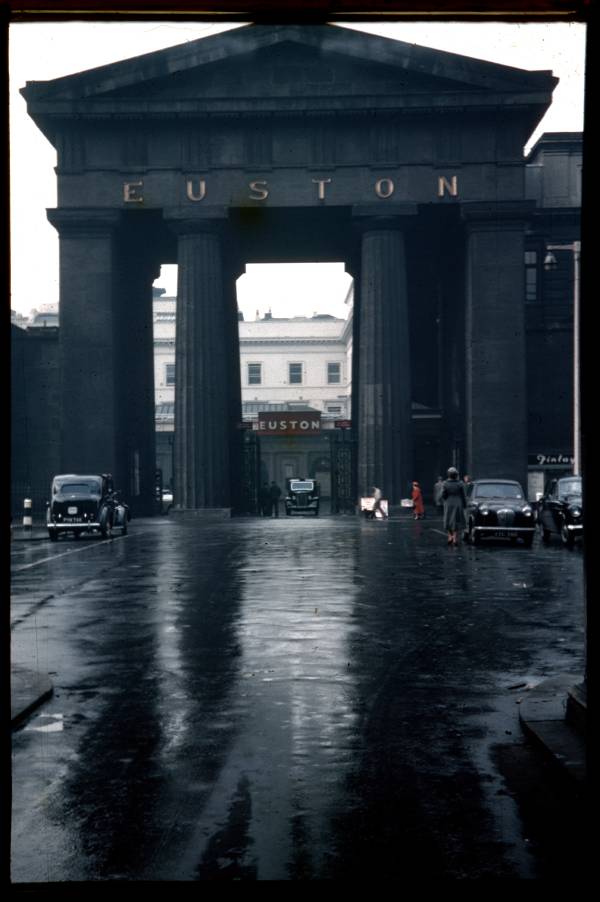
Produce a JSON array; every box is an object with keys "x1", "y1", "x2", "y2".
[
  {"x1": 224, "y1": 260, "x2": 245, "y2": 513},
  {"x1": 354, "y1": 207, "x2": 416, "y2": 505},
  {"x1": 462, "y1": 202, "x2": 534, "y2": 488},
  {"x1": 166, "y1": 211, "x2": 231, "y2": 512},
  {"x1": 47, "y1": 209, "x2": 122, "y2": 483},
  {"x1": 115, "y1": 248, "x2": 160, "y2": 515}
]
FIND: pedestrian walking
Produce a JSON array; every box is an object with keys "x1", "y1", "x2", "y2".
[
  {"x1": 372, "y1": 486, "x2": 387, "y2": 519},
  {"x1": 269, "y1": 480, "x2": 282, "y2": 517},
  {"x1": 411, "y1": 481, "x2": 425, "y2": 520},
  {"x1": 442, "y1": 466, "x2": 467, "y2": 546},
  {"x1": 433, "y1": 476, "x2": 444, "y2": 514}
]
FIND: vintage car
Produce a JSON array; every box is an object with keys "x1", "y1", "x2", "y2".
[
  {"x1": 538, "y1": 475, "x2": 583, "y2": 548},
  {"x1": 47, "y1": 473, "x2": 129, "y2": 541},
  {"x1": 160, "y1": 487, "x2": 174, "y2": 515},
  {"x1": 285, "y1": 478, "x2": 320, "y2": 516},
  {"x1": 465, "y1": 479, "x2": 535, "y2": 546}
]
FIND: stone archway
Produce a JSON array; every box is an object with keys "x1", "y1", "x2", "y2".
[{"x1": 23, "y1": 24, "x2": 555, "y2": 512}]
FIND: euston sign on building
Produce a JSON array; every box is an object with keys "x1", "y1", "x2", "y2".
[{"x1": 253, "y1": 411, "x2": 321, "y2": 436}]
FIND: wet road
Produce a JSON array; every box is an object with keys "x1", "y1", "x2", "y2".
[{"x1": 11, "y1": 515, "x2": 586, "y2": 880}]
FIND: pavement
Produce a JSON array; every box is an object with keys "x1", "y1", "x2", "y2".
[{"x1": 11, "y1": 520, "x2": 587, "y2": 792}]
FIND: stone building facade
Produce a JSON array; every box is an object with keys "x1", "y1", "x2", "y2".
[{"x1": 16, "y1": 25, "x2": 582, "y2": 513}]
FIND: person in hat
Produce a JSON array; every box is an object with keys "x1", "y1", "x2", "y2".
[
  {"x1": 441, "y1": 466, "x2": 467, "y2": 545},
  {"x1": 411, "y1": 481, "x2": 425, "y2": 520}
]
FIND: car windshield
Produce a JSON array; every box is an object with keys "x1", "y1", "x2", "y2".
[
  {"x1": 290, "y1": 480, "x2": 314, "y2": 492},
  {"x1": 474, "y1": 483, "x2": 523, "y2": 500},
  {"x1": 54, "y1": 480, "x2": 102, "y2": 495},
  {"x1": 558, "y1": 478, "x2": 582, "y2": 498}
]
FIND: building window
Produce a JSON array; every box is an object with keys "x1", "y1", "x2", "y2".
[
  {"x1": 327, "y1": 405, "x2": 342, "y2": 416},
  {"x1": 525, "y1": 250, "x2": 538, "y2": 302},
  {"x1": 327, "y1": 362, "x2": 341, "y2": 384},
  {"x1": 289, "y1": 363, "x2": 303, "y2": 384},
  {"x1": 165, "y1": 363, "x2": 176, "y2": 385},
  {"x1": 248, "y1": 363, "x2": 262, "y2": 385}
]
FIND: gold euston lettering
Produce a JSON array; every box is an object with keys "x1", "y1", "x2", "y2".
[
  {"x1": 312, "y1": 178, "x2": 331, "y2": 200},
  {"x1": 123, "y1": 181, "x2": 144, "y2": 203},
  {"x1": 375, "y1": 178, "x2": 395, "y2": 199},
  {"x1": 438, "y1": 175, "x2": 458, "y2": 198},
  {"x1": 186, "y1": 179, "x2": 206, "y2": 201},
  {"x1": 249, "y1": 180, "x2": 269, "y2": 200}
]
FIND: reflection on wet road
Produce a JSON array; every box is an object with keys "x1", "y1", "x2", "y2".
[{"x1": 11, "y1": 516, "x2": 585, "y2": 880}]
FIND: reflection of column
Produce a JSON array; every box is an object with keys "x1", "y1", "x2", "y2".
[
  {"x1": 462, "y1": 202, "x2": 532, "y2": 487},
  {"x1": 354, "y1": 209, "x2": 415, "y2": 504},
  {"x1": 48, "y1": 209, "x2": 122, "y2": 482},
  {"x1": 167, "y1": 212, "x2": 230, "y2": 510}
]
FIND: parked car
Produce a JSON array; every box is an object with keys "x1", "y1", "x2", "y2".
[
  {"x1": 538, "y1": 475, "x2": 583, "y2": 548},
  {"x1": 46, "y1": 473, "x2": 129, "y2": 541},
  {"x1": 161, "y1": 488, "x2": 173, "y2": 515},
  {"x1": 465, "y1": 479, "x2": 535, "y2": 546},
  {"x1": 285, "y1": 478, "x2": 320, "y2": 516}
]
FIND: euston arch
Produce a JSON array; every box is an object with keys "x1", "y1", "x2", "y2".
[{"x1": 22, "y1": 24, "x2": 556, "y2": 514}]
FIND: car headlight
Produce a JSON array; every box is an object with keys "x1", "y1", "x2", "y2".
[
  {"x1": 522, "y1": 506, "x2": 533, "y2": 516},
  {"x1": 571, "y1": 507, "x2": 582, "y2": 518},
  {"x1": 479, "y1": 505, "x2": 489, "y2": 515}
]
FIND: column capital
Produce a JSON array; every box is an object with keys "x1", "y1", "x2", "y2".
[
  {"x1": 352, "y1": 204, "x2": 418, "y2": 233},
  {"x1": 163, "y1": 206, "x2": 229, "y2": 237},
  {"x1": 461, "y1": 200, "x2": 536, "y2": 229},
  {"x1": 47, "y1": 208, "x2": 122, "y2": 236}
]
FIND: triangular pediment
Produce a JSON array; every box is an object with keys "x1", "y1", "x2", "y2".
[{"x1": 23, "y1": 23, "x2": 557, "y2": 106}]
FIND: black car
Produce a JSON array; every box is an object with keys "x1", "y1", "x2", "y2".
[
  {"x1": 47, "y1": 473, "x2": 129, "y2": 541},
  {"x1": 538, "y1": 475, "x2": 583, "y2": 548},
  {"x1": 465, "y1": 479, "x2": 535, "y2": 546},
  {"x1": 285, "y1": 478, "x2": 320, "y2": 516}
]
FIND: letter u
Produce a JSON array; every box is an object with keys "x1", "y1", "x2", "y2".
[{"x1": 186, "y1": 179, "x2": 206, "y2": 201}]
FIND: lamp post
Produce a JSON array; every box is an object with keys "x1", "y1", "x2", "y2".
[{"x1": 543, "y1": 241, "x2": 581, "y2": 476}]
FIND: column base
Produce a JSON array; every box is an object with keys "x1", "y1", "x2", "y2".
[{"x1": 171, "y1": 508, "x2": 232, "y2": 520}]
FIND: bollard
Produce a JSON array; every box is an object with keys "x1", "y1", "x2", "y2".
[{"x1": 23, "y1": 498, "x2": 33, "y2": 535}]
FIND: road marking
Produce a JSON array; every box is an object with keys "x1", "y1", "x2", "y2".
[
  {"x1": 431, "y1": 529, "x2": 448, "y2": 536},
  {"x1": 23, "y1": 714, "x2": 64, "y2": 733},
  {"x1": 12, "y1": 536, "x2": 126, "y2": 572}
]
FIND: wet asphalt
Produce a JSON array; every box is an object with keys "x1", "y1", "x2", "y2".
[{"x1": 10, "y1": 513, "x2": 587, "y2": 881}]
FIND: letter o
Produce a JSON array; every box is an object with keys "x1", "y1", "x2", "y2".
[{"x1": 375, "y1": 178, "x2": 395, "y2": 199}]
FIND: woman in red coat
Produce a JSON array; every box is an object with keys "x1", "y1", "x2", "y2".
[{"x1": 411, "y1": 481, "x2": 425, "y2": 520}]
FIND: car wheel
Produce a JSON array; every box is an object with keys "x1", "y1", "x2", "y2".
[
  {"x1": 121, "y1": 518, "x2": 128, "y2": 536},
  {"x1": 100, "y1": 507, "x2": 113, "y2": 539},
  {"x1": 561, "y1": 525, "x2": 574, "y2": 548},
  {"x1": 522, "y1": 534, "x2": 534, "y2": 548},
  {"x1": 48, "y1": 529, "x2": 58, "y2": 542},
  {"x1": 73, "y1": 531, "x2": 81, "y2": 540}
]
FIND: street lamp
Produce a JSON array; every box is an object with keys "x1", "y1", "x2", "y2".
[{"x1": 544, "y1": 241, "x2": 581, "y2": 476}]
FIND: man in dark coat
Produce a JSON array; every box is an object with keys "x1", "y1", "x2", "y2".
[
  {"x1": 259, "y1": 483, "x2": 271, "y2": 517},
  {"x1": 269, "y1": 481, "x2": 282, "y2": 517}
]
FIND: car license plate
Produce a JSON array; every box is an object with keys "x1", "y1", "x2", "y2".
[
  {"x1": 67, "y1": 506, "x2": 78, "y2": 515},
  {"x1": 496, "y1": 530, "x2": 508, "y2": 537}
]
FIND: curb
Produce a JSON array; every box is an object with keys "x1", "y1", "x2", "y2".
[
  {"x1": 11, "y1": 666, "x2": 54, "y2": 728},
  {"x1": 518, "y1": 675, "x2": 586, "y2": 788}
]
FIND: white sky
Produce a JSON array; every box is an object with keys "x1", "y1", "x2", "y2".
[{"x1": 9, "y1": 20, "x2": 587, "y2": 320}]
